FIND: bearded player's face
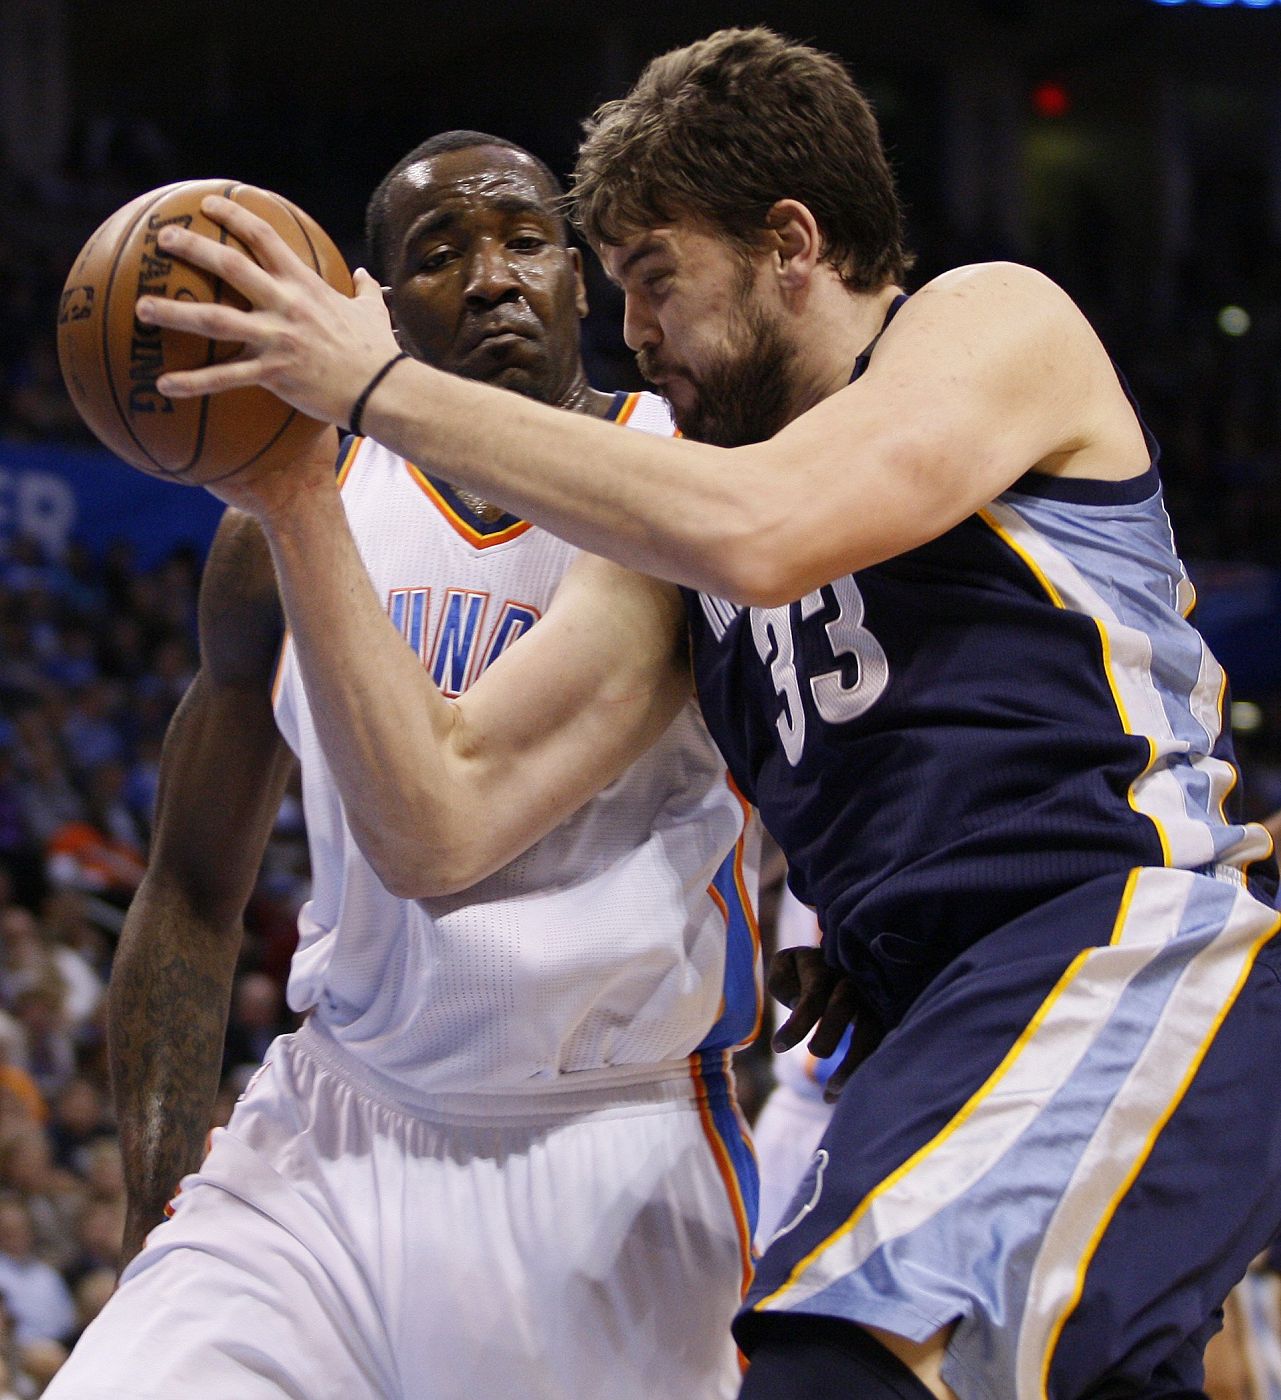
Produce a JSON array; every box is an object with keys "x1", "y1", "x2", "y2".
[
  {"x1": 383, "y1": 147, "x2": 588, "y2": 406},
  {"x1": 601, "y1": 219, "x2": 798, "y2": 448}
]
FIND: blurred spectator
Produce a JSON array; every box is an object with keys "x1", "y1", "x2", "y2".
[
  {"x1": 42, "y1": 939, "x2": 101, "y2": 1043},
  {"x1": 0, "y1": 1195, "x2": 74, "y2": 1347},
  {"x1": 14, "y1": 745, "x2": 82, "y2": 853},
  {"x1": 222, "y1": 972, "x2": 287, "y2": 1082},
  {"x1": 79, "y1": 764, "x2": 142, "y2": 858},
  {"x1": 0, "y1": 1048, "x2": 42, "y2": 1134},
  {"x1": 69, "y1": 1268, "x2": 113, "y2": 1346},
  {"x1": 0, "y1": 908, "x2": 46, "y2": 1008},
  {"x1": 63, "y1": 1198, "x2": 122, "y2": 1289},
  {"x1": 0, "y1": 1295, "x2": 38, "y2": 1400},
  {"x1": 0, "y1": 1133, "x2": 82, "y2": 1272},
  {"x1": 0, "y1": 759, "x2": 26, "y2": 872},
  {"x1": 10, "y1": 978, "x2": 74, "y2": 1102},
  {"x1": 4, "y1": 341, "x2": 82, "y2": 443},
  {"x1": 59, "y1": 683, "x2": 122, "y2": 777},
  {"x1": 77, "y1": 1140, "x2": 123, "y2": 1209},
  {"x1": 45, "y1": 1080, "x2": 109, "y2": 1178},
  {"x1": 44, "y1": 816, "x2": 143, "y2": 903}
]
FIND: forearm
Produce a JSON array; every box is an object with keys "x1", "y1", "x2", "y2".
[
  {"x1": 110, "y1": 875, "x2": 241, "y2": 1263},
  {"x1": 260, "y1": 483, "x2": 467, "y2": 893},
  {"x1": 362, "y1": 363, "x2": 773, "y2": 598}
]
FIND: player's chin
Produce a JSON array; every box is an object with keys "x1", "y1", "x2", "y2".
[
  {"x1": 474, "y1": 364, "x2": 548, "y2": 398},
  {"x1": 462, "y1": 347, "x2": 545, "y2": 394},
  {"x1": 665, "y1": 386, "x2": 705, "y2": 439}
]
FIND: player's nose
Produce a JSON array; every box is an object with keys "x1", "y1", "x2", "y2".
[
  {"x1": 622, "y1": 294, "x2": 659, "y2": 353},
  {"x1": 463, "y1": 243, "x2": 520, "y2": 307}
]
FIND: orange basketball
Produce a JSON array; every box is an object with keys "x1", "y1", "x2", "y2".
[{"x1": 56, "y1": 179, "x2": 353, "y2": 486}]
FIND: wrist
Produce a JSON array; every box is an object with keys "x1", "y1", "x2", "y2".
[{"x1": 347, "y1": 350, "x2": 413, "y2": 437}]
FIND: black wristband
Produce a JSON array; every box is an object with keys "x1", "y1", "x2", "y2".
[{"x1": 347, "y1": 351, "x2": 411, "y2": 438}]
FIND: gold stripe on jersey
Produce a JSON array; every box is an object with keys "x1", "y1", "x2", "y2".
[
  {"x1": 611, "y1": 391, "x2": 641, "y2": 425},
  {"x1": 336, "y1": 435, "x2": 362, "y2": 489},
  {"x1": 1031, "y1": 896, "x2": 1281, "y2": 1397}
]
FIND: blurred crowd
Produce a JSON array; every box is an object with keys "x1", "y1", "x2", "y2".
[{"x1": 0, "y1": 525, "x2": 304, "y2": 1392}]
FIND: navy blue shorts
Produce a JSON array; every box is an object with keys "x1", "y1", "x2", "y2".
[{"x1": 737, "y1": 866, "x2": 1281, "y2": 1399}]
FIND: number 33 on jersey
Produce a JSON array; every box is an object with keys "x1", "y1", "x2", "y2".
[{"x1": 698, "y1": 578, "x2": 889, "y2": 768}]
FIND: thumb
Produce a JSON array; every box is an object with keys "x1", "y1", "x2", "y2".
[{"x1": 352, "y1": 266, "x2": 383, "y2": 298}]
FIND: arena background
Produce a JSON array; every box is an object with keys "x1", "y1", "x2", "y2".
[{"x1": 0, "y1": 0, "x2": 1278, "y2": 1387}]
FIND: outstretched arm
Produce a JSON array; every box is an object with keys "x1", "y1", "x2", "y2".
[
  {"x1": 139, "y1": 199, "x2": 1145, "y2": 606},
  {"x1": 223, "y1": 433, "x2": 690, "y2": 900},
  {"x1": 112, "y1": 511, "x2": 295, "y2": 1266}
]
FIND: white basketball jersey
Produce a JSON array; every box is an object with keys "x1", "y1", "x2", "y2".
[{"x1": 273, "y1": 391, "x2": 762, "y2": 1099}]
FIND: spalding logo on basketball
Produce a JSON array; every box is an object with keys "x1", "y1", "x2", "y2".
[{"x1": 56, "y1": 178, "x2": 353, "y2": 487}]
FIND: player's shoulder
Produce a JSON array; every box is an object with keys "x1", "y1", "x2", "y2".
[
  {"x1": 895, "y1": 262, "x2": 1089, "y2": 340},
  {"x1": 198, "y1": 509, "x2": 284, "y2": 688},
  {"x1": 879, "y1": 262, "x2": 1107, "y2": 386}
]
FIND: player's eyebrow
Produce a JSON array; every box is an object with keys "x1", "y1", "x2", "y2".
[
  {"x1": 614, "y1": 235, "x2": 667, "y2": 285},
  {"x1": 405, "y1": 197, "x2": 559, "y2": 247}
]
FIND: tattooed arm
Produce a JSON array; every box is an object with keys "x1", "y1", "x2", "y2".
[{"x1": 111, "y1": 510, "x2": 295, "y2": 1267}]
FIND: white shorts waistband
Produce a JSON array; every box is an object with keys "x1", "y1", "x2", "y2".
[{"x1": 289, "y1": 1018, "x2": 730, "y2": 1125}]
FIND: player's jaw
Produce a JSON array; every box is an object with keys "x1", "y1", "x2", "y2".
[{"x1": 639, "y1": 303, "x2": 798, "y2": 448}]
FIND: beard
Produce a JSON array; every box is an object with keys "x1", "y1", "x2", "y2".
[{"x1": 640, "y1": 300, "x2": 798, "y2": 448}]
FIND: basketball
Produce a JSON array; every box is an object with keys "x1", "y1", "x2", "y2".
[{"x1": 56, "y1": 179, "x2": 354, "y2": 487}]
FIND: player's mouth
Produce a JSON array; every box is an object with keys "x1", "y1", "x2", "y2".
[{"x1": 460, "y1": 318, "x2": 539, "y2": 355}]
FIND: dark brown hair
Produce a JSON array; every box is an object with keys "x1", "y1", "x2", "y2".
[{"x1": 572, "y1": 27, "x2": 913, "y2": 292}]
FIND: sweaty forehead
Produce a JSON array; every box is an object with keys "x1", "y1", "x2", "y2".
[{"x1": 389, "y1": 146, "x2": 560, "y2": 237}]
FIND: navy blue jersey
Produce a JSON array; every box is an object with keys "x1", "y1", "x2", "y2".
[{"x1": 684, "y1": 305, "x2": 1275, "y2": 1029}]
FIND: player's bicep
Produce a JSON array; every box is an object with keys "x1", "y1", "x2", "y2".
[
  {"x1": 146, "y1": 670, "x2": 295, "y2": 925},
  {"x1": 743, "y1": 265, "x2": 1104, "y2": 594},
  {"x1": 459, "y1": 550, "x2": 688, "y2": 770}
]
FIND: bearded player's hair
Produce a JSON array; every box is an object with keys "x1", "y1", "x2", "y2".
[{"x1": 572, "y1": 27, "x2": 913, "y2": 292}]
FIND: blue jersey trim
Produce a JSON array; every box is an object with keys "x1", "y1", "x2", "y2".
[
  {"x1": 693, "y1": 1049, "x2": 761, "y2": 1251},
  {"x1": 604, "y1": 390, "x2": 632, "y2": 422},
  {"x1": 847, "y1": 293, "x2": 909, "y2": 384},
  {"x1": 698, "y1": 841, "x2": 762, "y2": 1053}
]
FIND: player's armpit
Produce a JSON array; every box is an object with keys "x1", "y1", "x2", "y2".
[{"x1": 111, "y1": 512, "x2": 296, "y2": 1268}]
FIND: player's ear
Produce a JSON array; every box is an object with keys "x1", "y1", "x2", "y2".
[
  {"x1": 569, "y1": 247, "x2": 590, "y2": 319},
  {"x1": 765, "y1": 200, "x2": 821, "y2": 292}
]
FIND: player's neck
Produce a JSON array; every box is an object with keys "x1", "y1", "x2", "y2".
[
  {"x1": 792, "y1": 279, "x2": 905, "y2": 415},
  {"x1": 557, "y1": 373, "x2": 615, "y2": 419},
  {"x1": 454, "y1": 370, "x2": 613, "y2": 521}
]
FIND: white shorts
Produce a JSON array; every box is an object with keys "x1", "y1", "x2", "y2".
[{"x1": 47, "y1": 1022, "x2": 755, "y2": 1399}]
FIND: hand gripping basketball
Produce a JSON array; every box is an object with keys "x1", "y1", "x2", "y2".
[
  {"x1": 135, "y1": 195, "x2": 400, "y2": 434},
  {"x1": 59, "y1": 180, "x2": 367, "y2": 488}
]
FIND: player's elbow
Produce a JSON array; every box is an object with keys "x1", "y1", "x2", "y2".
[
  {"x1": 686, "y1": 489, "x2": 802, "y2": 609},
  {"x1": 358, "y1": 837, "x2": 475, "y2": 901},
  {"x1": 354, "y1": 817, "x2": 493, "y2": 901},
  {"x1": 134, "y1": 861, "x2": 251, "y2": 941},
  {"x1": 700, "y1": 516, "x2": 820, "y2": 610}
]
